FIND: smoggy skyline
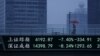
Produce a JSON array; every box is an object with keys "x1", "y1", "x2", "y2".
[{"x1": 47, "y1": 0, "x2": 87, "y2": 24}]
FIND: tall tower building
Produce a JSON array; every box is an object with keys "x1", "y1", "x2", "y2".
[
  {"x1": 0, "y1": 0, "x2": 47, "y2": 35},
  {"x1": 88, "y1": 0, "x2": 100, "y2": 34},
  {"x1": 67, "y1": 3, "x2": 87, "y2": 35}
]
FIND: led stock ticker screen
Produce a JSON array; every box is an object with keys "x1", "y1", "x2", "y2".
[{"x1": 0, "y1": 35, "x2": 99, "y2": 51}]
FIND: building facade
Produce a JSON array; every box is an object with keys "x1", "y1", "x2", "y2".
[
  {"x1": 88, "y1": 0, "x2": 100, "y2": 34},
  {"x1": 0, "y1": 0, "x2": 47, "y2": 35},
  {"x1": 0, "y1": 0, "x2": 5, "y2": 34}
]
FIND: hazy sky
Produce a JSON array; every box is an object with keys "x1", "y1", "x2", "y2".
[{"x1": 47, "y1": 0, "x2": 87, "y2": 24}]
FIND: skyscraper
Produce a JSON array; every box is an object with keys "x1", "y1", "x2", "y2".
[
  {"x1": 88, "y1": 0, "x2": 100, "y2": 34},
  {"x1": 67, "y1": 3, "x2": 87, "y2": 35},
  {"x1": 0, "y1": 0, "x2": 47, "y2": 35}
]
